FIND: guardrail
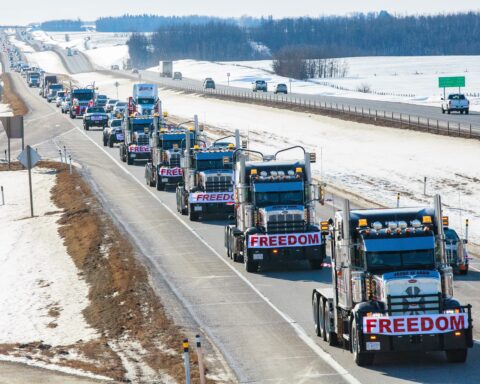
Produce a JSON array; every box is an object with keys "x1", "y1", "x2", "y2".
[{"x1": 148, "y1": 76, "x2": 480, "y2": 140}]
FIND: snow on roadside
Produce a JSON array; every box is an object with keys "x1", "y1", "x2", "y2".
[
  {"x1": 25, "y1": 51, "x2": 68, "y2": 75},
  {"x1": 0, "y1": 168, "x2": 96, "y2": 345}
]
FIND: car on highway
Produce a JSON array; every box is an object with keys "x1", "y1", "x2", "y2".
[
  {"x1": 252, "y1": 80, "x2": 267, "y2": 92},
  {"x1": 55, "y1": 91, "x2": 66, "y2": 107},
  {"x1": 110, "y1": 64, "x2": 120, "y2": 70},
  {"x1": 103, "y1": 118, "x2": 124, "y2": 147},
  {"x1": 274, "y1": 83, "x2": 288, "y2": 94},
  {"x1": 132, "y1": 68, "x2": 139, "y2": 74},
  {"x1": 106, "y1": 99, "x2": 119, "y2": 113},
  {"x1": 173, "y1": 71, "x2": 182, "y2": 80},
  {"x1": 113, "y1": 101, "x2": 128, "y2": 118},
  {"x1": 441, "y1": 93, "x2": 469, "y2": 114},
  {"x1": 83, "y1": 106, "x2": 109, "y2": 131},
  {"x1": 61, "y1": 97, "x2": 71, "y2": 114},
  {"x1": 95, "y1": 94, "x2": 108, "y2": 108},
  {"x1": 203, "y1": 79, "x2": 216, "y2": 89}
]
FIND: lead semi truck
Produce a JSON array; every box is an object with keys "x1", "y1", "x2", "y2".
[
  {"x1": 175, "y1": 131, "x2": 240, "y2": 221},
  {"x1": 128, "y1": 84, "x2": 159, "y2": 117},
  {"x1": 145, "y1": 118, "x2": 199, "y2": 191},
  {"x1": 312, "y1": 195, "x2": 473, "y2": 366},
  {"x1": 225, "y1": 146, "x2": 326, "y2": 272}
]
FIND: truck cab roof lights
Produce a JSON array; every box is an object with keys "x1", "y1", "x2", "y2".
[
  {"x1": 398, "y1": 221, "x2": 408, "y2": 229},
  {"x1": 388, "y1": 221, "x2": 398, "y2": 230},
  {"x1": 411, "y1": 219, "x2": 422, "y2": 228},
  {"x1": 358, "y1": 218, "x2": 368, "y2": 227},
  {"x1": 295, "y1": 167, "x2": 302, "y2": 173},
  {"x1": 442, "y1": 216, "x2": 449, "y2": 227},
  {"x1": 372, "y1": 221, "x2": 383, "y2": 230},
  {"x1": 422, "y1": 215, "x2": 432, "y2": 224}
]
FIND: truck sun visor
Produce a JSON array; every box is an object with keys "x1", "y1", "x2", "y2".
[{"x1": 363, "y1": 235, "x2": 435, "y2": 252}]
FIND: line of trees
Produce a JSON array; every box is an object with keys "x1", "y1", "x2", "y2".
[
  {"x1": 40, "y1": 19, "x2": 83, "y2": 32},
  {"x1": 127, "y1": 22, "x2": 262, "y2": 68},
  {"x1": 96, "y1": 15, "x2": 230, "y2": 32}
]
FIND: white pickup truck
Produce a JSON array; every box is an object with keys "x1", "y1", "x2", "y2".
[{"x1": 441, "y1": 93, "x2": 469, "y2": 114}]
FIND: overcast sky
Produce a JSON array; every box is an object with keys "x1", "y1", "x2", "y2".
[{"x1": 1, "y1": 0, "x2": 480, "y2": 25}]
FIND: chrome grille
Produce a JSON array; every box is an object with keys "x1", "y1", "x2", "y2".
[
  {"x1": 205, "y1": 174, "x2": 232, "y2": 192},
  {"x1": 266, "y1": 213, "x2": 305, "y2": 234}
]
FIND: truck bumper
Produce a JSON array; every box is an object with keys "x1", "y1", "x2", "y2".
[
  {"x1": 189, "y1": 202, "x2": 234, "y2": 218},
  {"x1": 159, "y1": 176, "x2": 183, "y2": 188},
  {"x1": 247, "y1": 243, "x2": 326, "y2": 263},
  {"x1": 129, "y1": 152, "x2": 151, "y2": 162},
  {"x1": 361, "y1": 330, "x2": 473, "y2": 353}
]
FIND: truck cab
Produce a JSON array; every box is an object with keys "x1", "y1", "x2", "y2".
[
  {"x1": 145, "y1": 125, "x2": 197, "y2": 190},
  {"x1": 225, "y1": 147, "x2": 326, "y2": 272},
  {"x1": 176, "y1": 134, "x2": 238, "y2": 221},
  {"x1": 312, "y1": 196, "x2": 473, "y2": 366},
  {"x1": 47, "y1": 83, "x2": 64, "y2": 103},
  {"x1": 27, "y1": 71, "x2": 40, "y2": 87},
  {"x1": 119, "y1": 116, "x2": 153, "y2": 165},
  {"x1": 129, "y1": 84, "x2": 159, "y2": 116},
  {"x1": 69, "y1": 88, "x2": 95, "y2": 119}
]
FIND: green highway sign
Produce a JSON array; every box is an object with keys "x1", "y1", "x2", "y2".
[{"x1": 438, "y1": 76, "x2": 465, "y2": 88}]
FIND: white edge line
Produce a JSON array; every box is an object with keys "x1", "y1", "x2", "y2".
[{"x1": 69, "y1": 124, "x2": 361, "y2": 384}]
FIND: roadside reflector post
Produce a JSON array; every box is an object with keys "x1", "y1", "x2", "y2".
[
  {"x1": 1, "y1": 186, "x2": 4, "y2": 205},
  {"x1": 69, "y1": 155, "x2": 72, "y2": 174},
  {"x1": 424, "y1": 177, "x2": 427, "y2": 196},
  {"x1": 396, "y1": 193, "x2": 400, "y2": 208},
  {"x1": 26, "y1": 147, "x2": 34, "y2": 217},
  {"x1": 59, "y1": 149, "x2": 63, "y2": 165},
  {"x1": 196, "y1": 335, "x2": 206, "y2": 384},
  {"x1": 63, "y1": 146, "x2": 67, "y2": 166},
  {"x1": 4, "y1": 149, "x2": 6, "y2": 161},
  {"x1": 183, "y1": 339, "x2": 191, "y2": 384}
]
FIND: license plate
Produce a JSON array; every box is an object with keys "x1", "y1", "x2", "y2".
[
  {"x1": 162, "y1": 178, "x2": 168, "y2": 182},
  {"x1": 366, "y1": 342, "x2": 380, "y2": 351},
  {"x1": 130, "y1": 153, "x2": 136, "y2": 158},
  {"x1": 194, "y1": 206, "x2": 202, "y2": 212},
  {"x1": 253, "y1": 253, "x2": 263, "y2": 260},
  {"x1": 116, "y1": 134, "x2": 124, "y2": 140}
]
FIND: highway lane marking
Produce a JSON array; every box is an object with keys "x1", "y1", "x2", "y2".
[{"x1": 69, "y1": 122, "x2": 362, "y2": 384}]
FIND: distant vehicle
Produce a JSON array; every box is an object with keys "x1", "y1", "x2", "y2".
[
  {"x1": 173, "y1": 71, "x2": 182, "y2": 80},
  {"x1": 129, "y1": 84, "x2": 159, "y2": 116},
  {"x1": 106, "y1": 99, "x2": 118, "y2": 113},
  {"x1": 47, "y1": 84, "x2": 64, "y2": 103},
  {"x1": 444, "y1": 217, "x2": 469, "y2": 275},
  {"x1": 83, "y1": 106, "x2": 109, "y2": 131},
  {"x1": 103, "y1": 119, "x2": 123, "y2": 147},
  {"x1": 61, "y1": 97, "x2": 71, "y2": 114},
  {"x1": 55, "y1": 91, "x2": 66, "y2": 107},
  {"x1": 27, "y1": 71, "x2": 40, "y2": 87},
  {"x1": 274, "y1": 83, "x2": 288, "y2": 94},
  {"x1": 110, "y1": 64, "x2": 120, "y2": 70},
  {"x1": 113, "y1": 101, "x2": 127, "y2": 118},
  {"x1": 252, "y1": 80, "x2": 267, "y2": 92},
  {"x1": 95, "y1": 94, "x2": 108, "y2": 108},
  {"x1": 67, "y1": 47, "x2": 73, "y2": 56},
  {"x1": 441, "y1": 93, "x2": 469, "y2": 114},
  {"x1": 160, "y1": 61, "x2": 173, "y2": 77},
  {"x1": 132, "y1": 68, "x2": 139, "y2": 74},
  {"x1": 203, "y1": 79, "x2": 216, "y2": 90}
]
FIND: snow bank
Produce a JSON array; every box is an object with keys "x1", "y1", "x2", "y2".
[
  {"x1": 70, "y1": 70, "x2": 480, "y2": 245},
  {"x1": 0, "y1": 168, "x2": 96, "y2": 345},
  {"x1": 25, "y1": 51, "x2": 68, "y2": 75}
]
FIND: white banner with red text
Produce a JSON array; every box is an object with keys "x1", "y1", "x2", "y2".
[
  {"x1": 128, "y1": 145, "x2": 150, "y2": 153},
  {"x1": 248, "y1": 232, "x2": 322, "y2": 249},
  {"x1": 158, "y1": 167, "x2": 183, "y2": 177},
  {"x1": 189, "y1": 192, "x2": 234, "y2": 204},
  {"x1": 363, "y1": 313, "x2": 468, "y2": 335}
]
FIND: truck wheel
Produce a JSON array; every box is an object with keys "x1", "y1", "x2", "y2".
[
  {"x1": 70, "y1": 113, "x2": 75, "y2": 119},
  {"x1": 309, "y1": 259, "x2": 323, "y2": 270},
  {"x1": 108, "y1": 138, "x2": 114, "y2": 148},
  {"x1": 324, "y1": 303, "x2": 337, "y2": 346},
  {"x1": 189, "y1": 205, "x2": 198, "y2": 221},
  {"x1": 446, "y1": 349, "x2": 468, "y2": 363},
  {"x1": 127, "y1": 155, "x2": 133, "y2": 165},
  {"x1": 441, "y1": 108, "x2": 445, "y2": 114},
  {"x1": 244, "y1": 255, "x2": 259, "y2": 273},
  {"x1": 466, "y1": 109, "x2": 469, "y2": 115},
  {"x1": 447, "y1": 110, "x2": 451, "y2": 114},
  {"x1": 103, "y1": 137, "x2": 107, "y2": 146},
  {"x1": 313, "y1": 293, "x2": 324, "y2": 338},
  {"x1": 351, "y1": 319, "x2": 374, "y2": 366},
  {"x1": 459, "y1": 265, "x2": 469, "y2": 275},
  {"x1": 156, "y1": 178, "x2": 164, "y2": 191},
  {"x1": 85, "y1": 125, "x2": 90, "y2": 131}
]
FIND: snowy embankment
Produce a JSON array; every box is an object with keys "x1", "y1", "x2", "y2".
[{"x1": 0, "y1": 168, "x2": 96, "y2": 345}]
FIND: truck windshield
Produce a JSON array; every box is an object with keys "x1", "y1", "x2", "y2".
[
  {"x1": 366, "y1": 250, "x2": 435, "y2": 270},
  {"x1": 137, "y1": 98, "x2": 155, "y2": 105},
  {"x1": 74, "y1": 92, "x2": 94, "y2": 101},
  {"x1": 50, "y1": 85, "x2": 63, "y2": 90},
  {"x1": 132, "y1": 124, "x2": 150, "y2": 132},
  {"x1": 161, "y1": 140, "x2": 182, "y2": 150},
  {"x1": 254, "y1": 190, "x2": 304, "y2": 207},
  {"x1": 196, "y1": 159, "x2": 227, "y2": 171}
]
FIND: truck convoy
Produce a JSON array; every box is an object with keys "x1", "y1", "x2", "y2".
[
  {"x1": 225, "y1": 146, "x2": 326, "y2": 272},
  {"x1": 69, "y1": 88, "x2": 95, "y2": 119},
  {"x1": 120, "y1": 115, "x2": 153, "y2": 165},
  {"x1": 160, "y1": 61, "x2": 173, "y2": 78},
  {"x1": 176, "y1": 132, "x2": 240, "y2": 221},
  {"x1": 145, "y1": 119, "x2": 199, "y2": 191},
  {"x1": 27, "y1": 71, "x2": 40, "y2": 87},
  {"x1": 128, "y1": 84, "x2": 159, "y2": 116},
  {"x1": 312, "y1": 196, "x2": 473, "y2": 366}
]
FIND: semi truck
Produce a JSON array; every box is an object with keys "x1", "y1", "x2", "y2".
[
  {"x1": 145, "y1": 116, "x2": 199, "y2": 191},
  {"x1": 69, "y1": 88, "x2": 95, "y2": 119},
  {"x1": 127, "y1": 84, "x2": 159, "y2": 117},
  {"x1": 311, "y1": 196, "x2": 473, "y2": 366},
  {"x1": 160, "y1": 61, "x2": 173, "y2": 78},
  {"x1": 225, "y1": 146, "x2": 326, "y2": 272},
  {"x1": 119, "y1": 116, "x2": 154, "y2": 165},
  {"x1": 46, "y1": 84, "x2": 64, "y2": 103},
  {"x1": 27, "y1": 71, "x2": 40, "y2": 87},
  {"x1": 40, "y1": 74, "x2": 57, "y2": 98},
  {"x1": 176, "y1": 132, "x2": 240, "y2": 221}
]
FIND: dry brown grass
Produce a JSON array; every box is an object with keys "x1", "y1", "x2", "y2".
[{"x1": 1, "y1": 73, "x2": 28, "y2": 116}]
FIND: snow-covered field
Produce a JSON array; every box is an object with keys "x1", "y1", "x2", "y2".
[{"x1": 0, "y1": 168, "x2": 96, "y2": 345}]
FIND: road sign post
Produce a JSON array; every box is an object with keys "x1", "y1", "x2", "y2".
[
  {"x1": 17, "y1": 145, "x2": 41, "y2": 218},
  {"x1": 1, "y1": 116, "x2": 24, "y2": 169}
]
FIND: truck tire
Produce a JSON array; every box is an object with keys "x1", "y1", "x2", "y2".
[
  {"x1": 313, "y1": 293, "x2": 324, "y2": 338},
  {"x1": 108, "y1": 138, "x2": 114, "y2": 148},
  {"x1": 127, "y1": 155, "x2": 133, "y2": 165},
  {"x1": 245, "y1": 259, "x2": 259, "y2": 273},
  {"x1": 459, "y1": 265, "x2": 469, "y2": 275},
  {"x1": 446, "y1": 349, "x2": 468, "y2": 363},
  {"x1": 156, "y1": 178, "x2": 164, "y2": 191},
  {"x1": 324, "y1": 303, "x2": 337, "y2": 346},
  {"x1": 103, "y1": 136, "x2": 107, "y2": 146},
  {"x1": 466, "y1": 109, "x2": 469, "y2": 115},
  {"x1": 85, "y1": 124, "x2": 90, "y2": 131},
  {"x1": 441, "y1": 108, "x2": 445, "y2": 114},
  {"x1": 351, "y1": 319, "x2": 374, "y2": 366},
  {"x1": 189, "y1": 205, "x2": 198, "y2": 221},
  {"x1": 447, "y1": 110, "x2": 451, "y2": 114}
]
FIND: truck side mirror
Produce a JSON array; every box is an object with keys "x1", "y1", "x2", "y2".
[{"x1": 441, "y1": 97, "x2": 444, "y2": 100}]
